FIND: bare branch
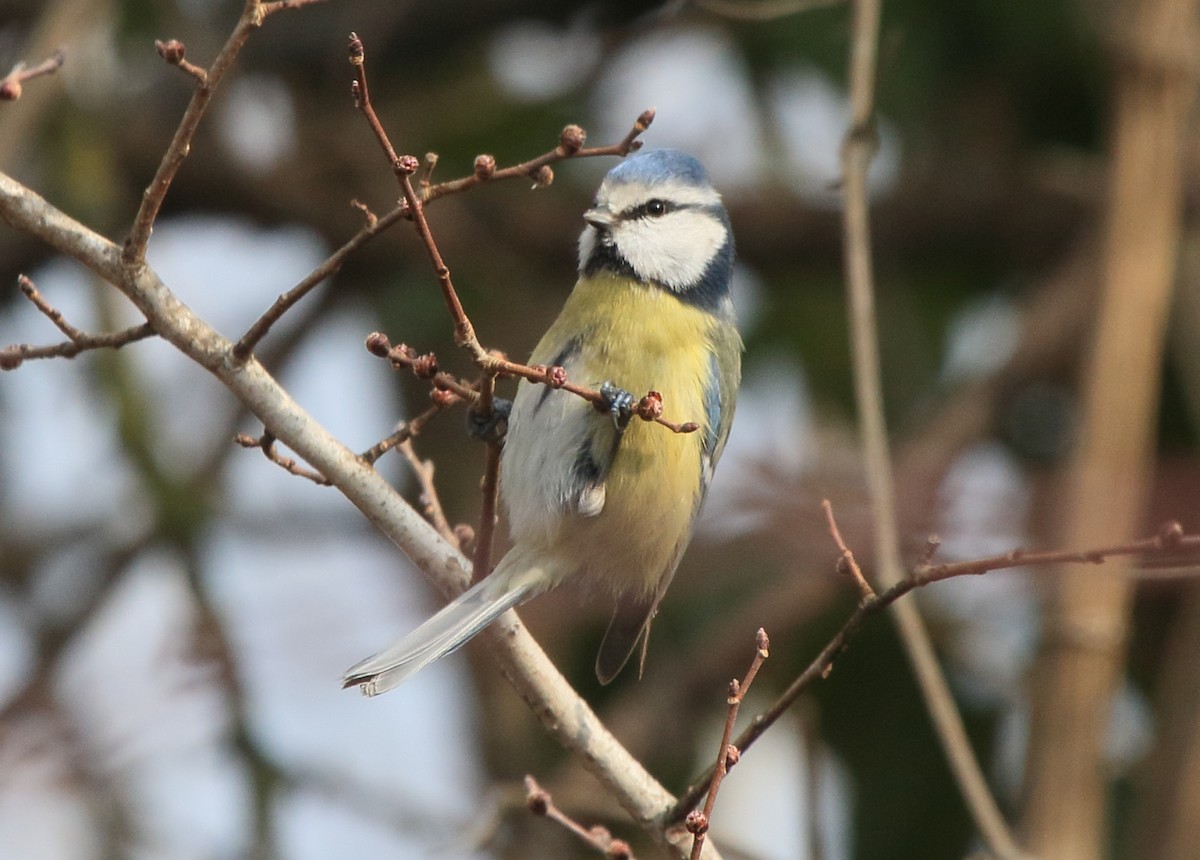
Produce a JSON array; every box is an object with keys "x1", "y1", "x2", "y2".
[
  {"x1": 234, "y1": 430, "x2": 330, "y2": 485},
  {"x1": 0, "y1": 48, "x2": 65, "y2": 102},
  {"x1": 423, "y1": 111, "x2": 655, "y2": 204},
  {"x1": 366, "y1": 331, "x2": 700, "y2": 437},
  {"x1": 470, "y1": 367, "x2": 503, "y2": 583},
  {"x1": 687, "y1": 629, "x2": 770, "y2": 860},
  {"x1": 822, "y1": 499, "x2": 875, "y2": 602},
  {"x1": 669, "y1": 518, "x2": 1200, "y2": 823},
  {"x1": 124, "y1": 0, "x2": 324, "y2": 265},
  {"x1": 395, "y1": 438, "x2": 459, "y2": 547},
  {"x1": 0, "y1": 168, "x2": 691, "y2": 858},
  {"x1": 1, "y1": 274, "x2": 157, "y2": 369},
  {"x1": 525, "y1": 776, "x2": 636, "y2": 860},
  {"x1": 233, "y1": 200, "x2": 407, "y2": 360},
  {"x1": 359, "y1": 405, "x2": 443, "y2": 466}
]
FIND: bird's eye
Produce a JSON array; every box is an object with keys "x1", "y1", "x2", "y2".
[{"x1": 645, "y1": 199, "x2": 667, "y2": 217}]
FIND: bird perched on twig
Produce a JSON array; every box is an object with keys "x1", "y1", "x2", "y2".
[{"x1": 344, "y1": 149, "x2": 742, "y2": 694}]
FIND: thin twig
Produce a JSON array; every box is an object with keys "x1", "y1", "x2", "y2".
[
  {"x1": 154, "y1": 39, "x2": 207, "y2": 83},
  {"x1": 422, "y1": 111, "x2": 654, "y2": 204},
  {"x1": 349, "y1": 33, "x2": 485, "y2": 359},
  {"x1": 473, "y1": 440, "x2": 502, "y2": 583},
  {"x1": 233, "y1": 200, "x2": 405, "y2": 360},
  {"x1": 124, "y1": 0, "x2": 319, "y2": 264},
  {"x1": 366, "y1": 331, "x2": 701, "y2": 436},
  {"x1": 1, "y1": 274, "x2": 157, "y2": 369},
  {"x1": 822, "y1": 499, "x2": 874, "y2": 601},
  {"x1": 234, "y1": 430, "x2": 330, "y2": 484},
  {"x1": 241, "y1": 41, "x2": 648, "y2": 359},
  {"x1": 0, "y1": 85, "x2": 687, "y2": 860},
  {"x1": 668, "y1": 518, "x2": 1200, "y2": 823},
  {"x1": 687, "y1": 629, "x2": 771, "y2": 860},
  {"x1": 838, "y1": 0, "x2": 1023, "y2": 855},
  {"x1": 395, "y1": 438, "x2": 459, "y2": 546},
  {"x1": 359, "y1": 405, "x2": 442, "y2": 466},
  {"x1": 525, "y1": 776, "x2": 635, "y2": 860},
  {"x1": 0, "y1": 48, "x2": 65, "y2": 102}
]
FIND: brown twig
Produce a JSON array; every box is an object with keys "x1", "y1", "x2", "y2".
[
  {"x1": 350, "y1": 32, "x2": 484, "y2": 359},
  {"x1": 472, "y1": 440, "x2": 503, "y2": 582},
  {"x1": 1, "y1": 274, "x2": 157, "y2": 369},
  {"x1": 0, "y1": 123, "x2": 683, "y2": 860},
  {"x1": 469, "y1": 365, "x2": 504, "y2": 582},
  {"x1": 234, "y1": 430, "x2": 330, "y2": 485},
  {"x1": 686, "y1": 629, "x2": 770, "y2": 860},
  {"x1": 346, "y1": 34, "x2": 650, "y2": 361},
  {"x1": 838, "y1": 0, "x2": 1021, "y2": 854},
  {"x1": 0, "y1": 48, "x2": 65, "y2": 102},
  {"x1": 124, "y1": 0, "x2": 320, "y2": 265},
  {"x1": 822, "y1": 498, "x2": 875, "y2": 601},
  {"x1": 154, "y1": 39, "x2": 207, "y2": 83},
  {"x1": 233, "y1": 200, "x2": 407, "y2": 360},
  {"x1": 525, "y1": 776, "x2": 635, "y2": 860},
  {"x1": 239, "y1": 402, "x2": 447, "y2": 483},
  {"x1": 359, "y1": 405, "x2": 442, "y2": 466},
  {"x1": 422, "y1": 111, "x2": 655, "y2": 204},
  {"x1": 668, "y1": 519, "x2": 1200, "y2": 823},
  {"x1": 366, "y1": 331, "x2": 699, "y2": 436},
  {"x1": 395, "y1": 438, "x2": 458, "y2": 547}
]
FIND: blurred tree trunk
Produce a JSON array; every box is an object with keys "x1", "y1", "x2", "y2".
[
  {"x1": 1019, "y1": 0, "x2": 1199, "y2": 856},
  {"x1": 1127, "y1": 585, "x2": 1200, "y2": 859}
]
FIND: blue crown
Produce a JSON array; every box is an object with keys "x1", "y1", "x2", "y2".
[{"x1": 605, "y1": 149, "x2": 713, "y2": 189}]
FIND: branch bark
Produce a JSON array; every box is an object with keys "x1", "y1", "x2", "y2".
[{"x1": 0, "y1": 169, "x2": 707, "y2": 859}]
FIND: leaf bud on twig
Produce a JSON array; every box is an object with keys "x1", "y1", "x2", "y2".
[
  {"x1": 474, "y1": 154, "x2": 496, "y2": 179},
  {"x1": 559, "y1": 124, "x2": 586, "y2": 154},
  {"x1": 155, "y1": 39, "x2": 187, "y2": 65},
  {"x1": 636, "y1": 391, "x2": 664, "y2": 422},
  {"x1": 605, "y1": 839, "x2": 632, "y2": 860},
  {"x1": 364, "y1": 331, "x2": 391, "y2": 356},
  {"x1": 347, "y1": 32, "x2": 364, "y2": 64}
]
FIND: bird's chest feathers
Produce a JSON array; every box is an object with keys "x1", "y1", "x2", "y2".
[
  {"x1": 509, "y1": 276, "x2": 713, "y2": 564},
  {"x1": 534, "y1": 276, "x2": 713, "y2": 430}
]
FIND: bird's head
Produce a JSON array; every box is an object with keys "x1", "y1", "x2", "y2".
[{"x1": 579, "y1": 149, "x2": 734, "y2": 313}]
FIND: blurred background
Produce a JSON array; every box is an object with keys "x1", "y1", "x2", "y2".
[{"x1": 1, "y1": 0, "x2": 1198, "y2": 858}]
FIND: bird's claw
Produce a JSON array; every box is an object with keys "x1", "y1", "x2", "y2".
[
  {"x1": 466, "y1": 397, "x2": 512, "y2": 444},
  {"x1": 599, "y1": 381, "x2": 636, "y2": 432}
]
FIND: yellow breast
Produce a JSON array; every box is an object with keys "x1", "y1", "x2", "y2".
[{"x1": 527, "y1": 274, "x2": 714, "y2": 595}]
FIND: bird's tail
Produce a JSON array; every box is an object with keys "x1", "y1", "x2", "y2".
[{"x1": 342, "y1": 557, "x2": 547, "y2": 696}]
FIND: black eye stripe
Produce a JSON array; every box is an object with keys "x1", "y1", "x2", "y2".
[{"x1": 623, "y1": 199, "x2": 682, "y2": 220}]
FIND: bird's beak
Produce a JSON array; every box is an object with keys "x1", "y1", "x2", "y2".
[{"x1": 584, "y1": 206, "x2": 615, "y2": 230}]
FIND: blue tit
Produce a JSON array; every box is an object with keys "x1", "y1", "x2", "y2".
[{"x1": 344, "y1": 149, "x2": 742, "y2": 694}]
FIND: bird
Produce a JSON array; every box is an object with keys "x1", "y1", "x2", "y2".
[{"x1": 343, "y1": 148, "x2": 742, "y2": 695}]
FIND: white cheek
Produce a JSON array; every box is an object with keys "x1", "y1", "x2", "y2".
[
  {"x1": 578, "y1": 225, "x2": 595, "y2": 271},
  {"x1": 617, "y1": 211, "x2": 727, "y2": 290}
]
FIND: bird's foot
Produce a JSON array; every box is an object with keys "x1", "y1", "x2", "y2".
[
  {"x1": 599, "y1": 381, "x2": 636, "y2": 431},
  {"x1": 466, "y1": 397, "x2": 512, "y2": 444}
]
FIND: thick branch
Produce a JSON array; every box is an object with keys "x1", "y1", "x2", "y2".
[{"x1": 0, "y1": 168, "x2": 695, "y2": 858}]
